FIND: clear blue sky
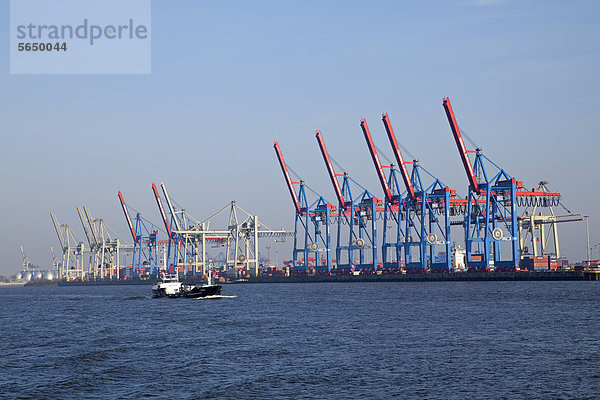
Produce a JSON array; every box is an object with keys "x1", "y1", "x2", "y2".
[{"x1": 1, "y1": 0, "x2": 599, "y2": 275}]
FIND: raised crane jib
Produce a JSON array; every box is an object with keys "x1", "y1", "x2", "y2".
[
  {"x1": 360, "y1": 118, "x2": 393, "y2": 204},
  {"x1": 50, "y1": 212, "x2": 66, "y2": 250},
  {"x1": 76, "y1": 206, "x2": 94, "y2": 247},
  {"x1": 160, "y1": 182, "x2": 183, "y2": 231},
  {"x1": 118, "y1": 191, "x2": 139, "y2": 243},
  {"x1": 315, "y1": 130, "x2": 346, "y2": 209},
  {"x1": 152, "y1": 183, "x2": 173, "y2": 239},
  {"x1": 273, "y1": 141, "x2": 302, "y2": 214},
  {"x1": 381, "y1": 113, "x2": 416, "y2": 200},
  {"x1": 83, "y1": 206, "x2": 100, "y2": 245},
  {"x1": 442, "y1": 97, "x2": 480, "y2": 193}
]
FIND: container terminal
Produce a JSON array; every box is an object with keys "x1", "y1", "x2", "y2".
[{"x1": 9, "y1": 98, "x2": 600, "y2": 285}]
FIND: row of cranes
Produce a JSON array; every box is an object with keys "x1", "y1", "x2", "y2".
[
  {"x1": 50, "y1": 207, "x2": 132, "y2": 280},
  {"x1": 275, "y1": 97, "x2": 585, "y2": 272},
  {"x1": 50, "y1": 182, "x2": 292, "y2": 281},
  {"x1": 119, "y1": 182, "x2": 292, "y2": 277}
]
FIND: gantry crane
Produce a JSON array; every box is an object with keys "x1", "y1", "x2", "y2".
[
  {"x1": 152, "y1": 182, "x2": 291, "y2": 276},
  {"x1": 82, "y1": 206, "x2": 126, "y2": 279},
  {"x1": 517, "y1": 182, "x2": 585, "y2": 259},
  {"x1": 152, "y1": 182, "x2": 202, "y2": 276},
  {"x1": 20, "y1": 246, "x2": 30, "y2": 273},
  {"x1": 76, "y1": 206, "x2": 99, "y2": 278},
  {"x1": 50, "y1": 246, "x2": 60, "y2": 272},
  {"x1": 443, "y1": 97, "x2": 561, "y2": 270},
  {"x1": 360, "y1": 118, "x2": 404, "y2": 270},
  {"x1": 380, "y1": 113, "x2": 452, "y2": 271},
  {"x1": 50, "y1": 212, "x2": 85, "y2": 280},
  {"x1": 316, "y1": 130, "x2": 378, "y2": 270},
  {"x1": 274, "y1": 141, "x2": 333, "y2": 272},
  {"x1": 118, "y1": 191, "x2": 162, "y2": 278}
]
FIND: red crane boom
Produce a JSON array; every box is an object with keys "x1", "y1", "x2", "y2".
[
  {"x1": 381, "y1": 113, "x2": 416, "y2": 200},
  {"x1": 360, "y1": 118, "x2": 393, "y2": 204},
  {"x1": 315, "y1": 130, "x2": 346, "y2": 209},
  {"x1": 152, "y1": 183, "x2": 172, "y2": 238},
  {"x1": 117, "y1": 191, "x2": 138, "y2": 243},
  {"x1": 442, "y1": 97, "x2": 480, "y2": 194},
  {"x1": 273, "y1": 141, "x2": 302, "y2": 214}
]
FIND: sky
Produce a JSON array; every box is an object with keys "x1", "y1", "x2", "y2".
[{"x1": 1, "y1": 0, "x2": 599, "y2": 275}]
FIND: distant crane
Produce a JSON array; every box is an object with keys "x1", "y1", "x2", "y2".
[
  {"x1": 517, "y1": 182, "x2": 585, "y2": 258},
  {"x1": 20, "y1": 246, "x2": 30, "y2": 272},
  {"x1": 50, "y1": 246, "x2": 60, "y2": 272},
  {"x1": 152, "y1": 182, "x2": 292, "y2": 276},
  {"x1": 118, "y1": 191, "x2": 162, "y2": 279},
  {"x1": 50, "y1": 212, "x2": 85, "y2": 279}
]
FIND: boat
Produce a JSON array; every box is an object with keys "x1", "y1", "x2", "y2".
[
  {"x1": 183, "y1": 272, "x2": 222, "y2": 298},
  {"x1": 152, "y1": 274, "x2": 184, "y2": 298}
]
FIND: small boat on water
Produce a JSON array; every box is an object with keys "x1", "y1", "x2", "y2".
[
  {"x1": 152, "y1": 272, "x2": 222, "y2": 298},
  {"x1": 152, "y1": 274, "x2": 184, "y2": 298},
  {"x1": 183, "y1": 272, "x2": 222, "y2": 298}
]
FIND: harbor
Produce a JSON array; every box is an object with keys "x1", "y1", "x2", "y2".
[
  {"x1": 7, "y1": 99, "x2": 598, "y2": 285},
  {"x1": 3, "y1": 1, "x2": 600, "y2": 399}
]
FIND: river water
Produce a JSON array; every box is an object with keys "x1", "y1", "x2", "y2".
[{"x1": 1, "y1": 281, "x2": 599, "y2": 399}]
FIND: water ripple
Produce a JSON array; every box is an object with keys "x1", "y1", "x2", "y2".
[{"x1": 1, "y1": 282, "x2": 599, "y2": 399}]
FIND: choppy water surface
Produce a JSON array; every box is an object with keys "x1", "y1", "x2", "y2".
[{"x1": 1, "y1": 281, "x2": 599, "y2": 399}]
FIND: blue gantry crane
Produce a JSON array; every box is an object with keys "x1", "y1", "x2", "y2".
[
  {"x1": 360, "y1": 118, "x2": 405, "y2": 270},
  {"x1": 315, "y1": 130, "x2": 378, "y2": 271},
  {"x1": 442, "y1": 97, "x2": 560, "y2": 270},
  {"x1": 443, "y1": 97, "x2": 517, "y2": 269},
  {"x1": 380, "y1": 113, "x2": 453, "y2": 271},
  {"x1": 118, "y1": 191, "x2": 161, "y2": 278},
  {"x1": 274, "y1": 141, "x2": 332, "y2": 272}
]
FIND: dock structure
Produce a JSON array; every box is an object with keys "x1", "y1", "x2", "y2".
[
  {"x1": 48, "y1": 188, "x2": 292, "y2": 282},
  {"x1": 273, "y1": 97, "x2": 588, "y2": 274},
  {"x1": 149, "y1": 182, "x2": 292, "y2": 277},
  {"x1": 274, "y1": 141, "x2": 333, "y2": 272},
  {"x1": 583, "y1": 270, "x2": 600, "y2": 281},
  {"x1": 51, "y1": 210, "x2": 133, "y2": 281},
  {"x1": 315, "y1": 130, "x2": 378, "y2": 271},
  {"x1": 43, "y1": 98, "x2": 591, "y2": 281}
]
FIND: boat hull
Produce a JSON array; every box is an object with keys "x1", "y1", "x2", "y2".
[{"x1": 184, "y1": 284, "x2": 223, "y2": 298}]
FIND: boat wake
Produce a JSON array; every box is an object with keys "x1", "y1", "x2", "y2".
[{"x1": 193, "y1": 295, "x2": 237, "y2": 300}]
